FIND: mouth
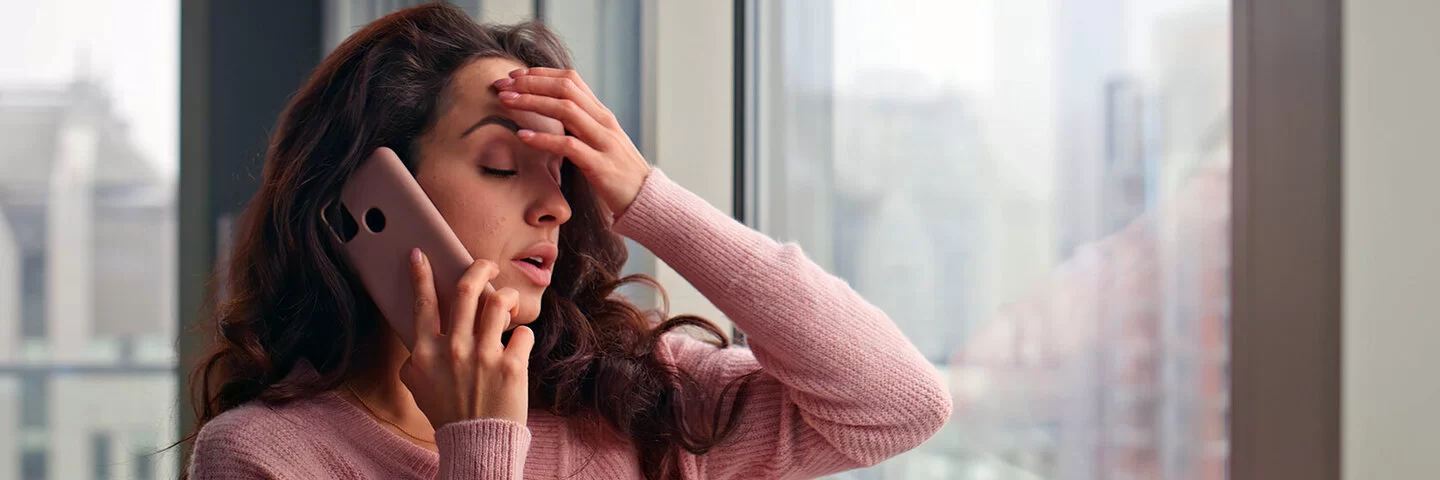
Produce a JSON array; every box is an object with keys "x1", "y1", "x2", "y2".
[{"x1": 511, "y1": 243, "x2": 557, "y2": 287}]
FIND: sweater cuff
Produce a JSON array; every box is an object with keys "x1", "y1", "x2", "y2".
[
  {"x1": 434, "y1": 418, "x2": 531, "y2": 480},
  {"x1": 609, "y1": 168, "x2": 673, "y2": 241}
]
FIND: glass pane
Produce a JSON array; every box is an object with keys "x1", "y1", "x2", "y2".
[
  {"x1": 750, "y1": 0, "x2": 1230, "y2": 479},
  {"x1": 0, "y1": 1, "x2": 179, "y2": 479},
  {"x1": 324, "y1": 0, "x2": 452, "y2": 52}
]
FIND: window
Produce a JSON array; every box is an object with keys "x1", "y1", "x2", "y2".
[
  {"x1": 0, "y1": 1, "x2": 180, "y2": 479},
  {"x1": 742, "y1": 0, "x2": 1230, "y2": 478},
  {"x1": 19, "y1": 449, "x2": 44, "y2": 480},
  {"x1": 18, "y1": 375, "x2": 45, "y2": 430},
  {"x1": 92, "y1": 432, "x2": 112, "y2": 480},
  {"x1": 132, "y1": 450, "x2": 154, "y2": 480},
  {"x1": 20, "y1": 251, "x2": 45, "y2": 339}
]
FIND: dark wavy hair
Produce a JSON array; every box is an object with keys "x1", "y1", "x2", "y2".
[{"x1": 177, "y1": 4, "x2": 760, "y2": 479}]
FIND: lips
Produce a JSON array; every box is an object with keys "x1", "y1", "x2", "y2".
[{"x1": 511, "y1": 242, "x2": 557, "y2": 287}]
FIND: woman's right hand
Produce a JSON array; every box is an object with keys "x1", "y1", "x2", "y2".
[{"x1": 400, "y1": 248, "x2": 535, "y2": 428}]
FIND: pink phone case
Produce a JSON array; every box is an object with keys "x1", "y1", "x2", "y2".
[{"x1": 327, "y1": 147, "x2": 480, "y2": 348}]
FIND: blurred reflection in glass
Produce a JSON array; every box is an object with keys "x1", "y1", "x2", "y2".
[{"x1": 747, "y1": 0, "x2": 1229, "y2": 478}]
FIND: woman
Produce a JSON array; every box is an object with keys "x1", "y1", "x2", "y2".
[{"x1": 184, "y1": 4, "x2": 950, "y2": 479}]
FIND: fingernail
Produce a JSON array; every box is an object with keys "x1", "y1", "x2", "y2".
[
  {"x1": 493, "y1": 77, "x2": 513, "y2": 88},
  {"x1": 510, "y1": 68, "x2": 528, "y2": 77},
  {"x1": 517, "y1": 129, "x2": 535, "y2": 139},
  {"x1": 498, "y1": 91, "x2": 520, "y2": 101},
  {"x1": 410, "y1": 248, "x2": 422, "y2": 265}
]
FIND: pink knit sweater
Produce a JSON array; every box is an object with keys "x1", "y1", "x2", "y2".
[{"x1": 187, "y1": 170, "x2": 953, "y2": 479}]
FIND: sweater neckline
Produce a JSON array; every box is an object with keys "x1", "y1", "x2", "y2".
[{"x1": 290, "y1": 359, "x2": 441, "y2": 476}]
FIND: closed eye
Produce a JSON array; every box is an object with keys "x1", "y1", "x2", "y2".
[{"x1": 482, "y1": 167, "x2": 518, "y2": 178}]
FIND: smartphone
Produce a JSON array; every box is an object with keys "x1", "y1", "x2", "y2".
[{"x1": 323, "y1": 146, "x2": 485, "y2": 349}]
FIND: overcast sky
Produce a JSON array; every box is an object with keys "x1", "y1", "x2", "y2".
[{"x1": 0, "y1": 0, "x2": 178, "y2": 179}]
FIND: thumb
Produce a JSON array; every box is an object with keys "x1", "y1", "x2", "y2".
[{"x1": 505, "y1": 326, "x2": 536, "y2": 359}]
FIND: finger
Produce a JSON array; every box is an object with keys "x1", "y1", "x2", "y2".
[
  {"x1": 516, "y1": 130, "x2": 602, "y2": 171},
  {"x1": 509, "y1": 67, "x2": 598, "y2": 100},
  {"x1": 504, "y1": 325, "x2": 536, "y2": 359},
  {"x1": 497, "y1": 75, "x2": 615, "y2": 129},
  {"x1": 498, "y1": 92, "x2": 612, "y2": 149},
  {"x1": 449, "y1": 260, "x2": 500, "y2": 338},
  {"x1": 478, "y1": 287, "x2": 520, "y2": 349},
  {"x1": 408, "y1": 248, "x2": 439, "y2": 351}
]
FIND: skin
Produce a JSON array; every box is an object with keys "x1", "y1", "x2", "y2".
[
  {"x1": 341, "y1": 58, "x2": 652, "y2": 450},
  {"x1": 417, "y1": 57, "x2": 571, "y2": 327}
]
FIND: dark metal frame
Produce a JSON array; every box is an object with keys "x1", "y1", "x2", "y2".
[
  {"x1": 1230, "y1": 0, "x2": 1343, "y2": 478},
  {"x1": 732, "y1": 0, "x2": 754, "y2": 228},
  {"x1": 178, "y1": 0, "x2": 324, "y2": 469}
]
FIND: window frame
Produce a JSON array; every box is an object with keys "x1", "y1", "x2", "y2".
[
  {"x1": 1229, "y1": 0, "x2": 1343, "y2": 479},
  {"x1": 731, "y1": 1, "x2": 1344, "y2": 479}
]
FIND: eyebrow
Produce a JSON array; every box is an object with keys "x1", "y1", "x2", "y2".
[{"x1": 460, "y1": 115, "x2": 522, "y2": 138}]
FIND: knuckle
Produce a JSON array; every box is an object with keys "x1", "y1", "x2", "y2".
[
  {"x1": 590, "y1": 134, "x2": 613, "y2": 150},
  {"x1": 447, "y1": 341, "x2": 468, "y2": 359},
  {"x1": 409, "y1": 348, "x2": 434, "y2": 366},
  {"x1": 562, "y1": 100, "x2": 583, "y2": 117},
  {"x1": 502, "y1": 356, "x2": 528, "y2": 375},
  {"x1": 413, "y1": 294, "x2": 435, "y2": 313},
  {"x1": 478, "y1": 350, "x2": 502, "y2": 367},
  {"x1": 455, "y1": 278, "x2": 484, "y2": 298},
  {"x1": 487, "y1": 288, "x2": 517, "y2": 308},
  {"x1": 560, "y1": 79, "x2": 579, "y2": 96},
  {"x1": 475, "y1": 259, "x2": 499, "y2": 275},
  {"x1": 562, "y1": 136, "x2": 584, "y2": 151}
]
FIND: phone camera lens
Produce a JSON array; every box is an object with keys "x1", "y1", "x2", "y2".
[
  {"x1": 364, "y1": 207, "x2": 386, "y2": 233},
  {"x1": 326, "y1": 202, "x2": 360, "y2": 243}
]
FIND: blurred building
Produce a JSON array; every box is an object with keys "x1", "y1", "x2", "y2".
[
  {"x1": 947, "y1": 8, "x2": 1230, "y2": 480},
  {"x1": 0, "y1": 78, "x2": 176, "y2": 480},
  {"x1": 753, "y1": 1, "x2": 1230, "y2": 478}
]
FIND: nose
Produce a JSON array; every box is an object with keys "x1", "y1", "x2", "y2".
[{"x1": 528, "y1": 182, "x2": 572, "y2": 227}]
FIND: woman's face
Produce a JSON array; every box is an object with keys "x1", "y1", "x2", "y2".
[{"x1": 412, "y1": 57, "x2": 570, "y2": 327}]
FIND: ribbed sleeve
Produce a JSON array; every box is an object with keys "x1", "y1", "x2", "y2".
[{"x1": 613, "y1": 169, "x2": 953, "y2": 479}]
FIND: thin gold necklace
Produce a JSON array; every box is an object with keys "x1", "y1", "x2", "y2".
[{"x1": 344, "y1": 383, "x2": 436, "y2": 446}]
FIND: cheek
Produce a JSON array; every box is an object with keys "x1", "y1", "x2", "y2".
[
  {"x1": 417, "y1": 171, "x2": 512, "y2": 260},
  {"x1": 450, "y1": 208, "x2": 510, "y2": 260}
]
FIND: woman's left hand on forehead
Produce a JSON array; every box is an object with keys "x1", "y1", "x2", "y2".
[{"x1": 494, "y1": 68, "x2": 651, "y2": 220}]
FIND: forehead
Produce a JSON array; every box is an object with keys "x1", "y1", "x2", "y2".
[{"x1": 439, "y1": 57, "x2": 563, "y2": 135}]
